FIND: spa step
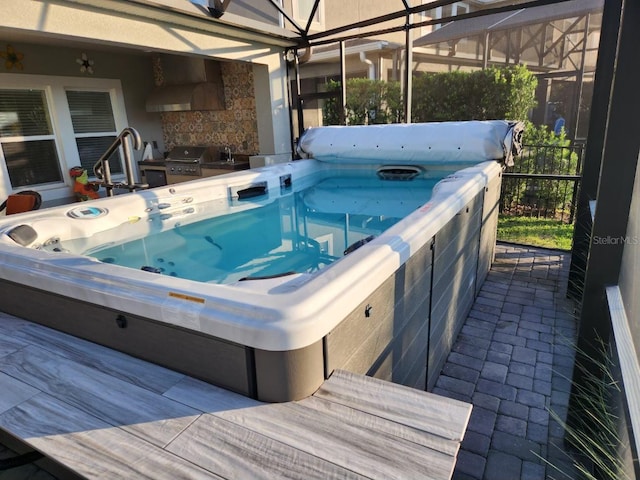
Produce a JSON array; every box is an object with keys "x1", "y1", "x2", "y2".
[{"x1": 0, "y1": 313, "x2": 471, "y2": 479}]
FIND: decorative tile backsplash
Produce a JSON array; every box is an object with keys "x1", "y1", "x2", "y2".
[{"x1": 156, "y1": 59, "x2": 259, "y2": 155}]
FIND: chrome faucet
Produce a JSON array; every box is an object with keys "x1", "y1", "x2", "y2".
[{"x1": 225, "y1": 146, "x2": 234, "y2": 164}]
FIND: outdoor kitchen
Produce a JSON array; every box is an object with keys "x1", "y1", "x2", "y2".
[{"x1": 138, "y1": 145, "x2": 250, "y2": 187}]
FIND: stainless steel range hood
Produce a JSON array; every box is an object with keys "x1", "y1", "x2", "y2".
[{"x1": 145, "y1": 56, "x2": 226, "y2": 113}]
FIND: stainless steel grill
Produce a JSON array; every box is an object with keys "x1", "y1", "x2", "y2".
[{"x1": 165, "y1": 145, "x2": 210, "y2": 177}]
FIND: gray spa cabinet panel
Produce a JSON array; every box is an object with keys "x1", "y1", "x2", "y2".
[
  {"x1": 341, "y1": 291, "x2": 430, "y2": 384},
  {"x1": 371, "y1": 297, "x2": 431, "y2": 386},
  {"x1": 477, "y1": 173, "x2": 502, "y2": 293},
  {"x1": 428, "y1": 194, "x2": 483, "y2": 390},
  {"x1": 432, "y1": 194, "x2": 483, "y2": 282},
  {"x1": 253, "y1": 340, "x2": 325, "y2": 403},
  {"x1": 431, "y1": 210, "x2": 481, "y2": 315},
  {"x1": 0, "y1": 280, "x2": 253, "y2": 397},
  {"x1": 325, "y1": 238, "x2": 433, "y2": 390},
  {"x1": 430, "y1": 237, "x2": 480, "y2": 372},
  {"x1": 428, "y1": 262, "x2": 477, "y2": 390}
]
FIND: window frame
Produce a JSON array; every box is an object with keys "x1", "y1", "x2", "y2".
[
  {"x1": 0, "y1": 85, "x2": 63, "y2": 189},
  {"x1": 65, "y1": 88, "x2": 123, "y2": 175},
  {"x1": 434, "y1": 1, "x2": 470, "y2": 30},
  {"x1": 292, "y1": 0, "x2": 324, "y2": 31},
  {"x1": 0, "y1": 74, "x2": 128, "y2": 200}
]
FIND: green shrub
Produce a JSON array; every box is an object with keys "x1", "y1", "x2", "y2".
[
  {"x1": 323, "y1": 65, "x2": 537, "y2": 126},
  {"x1": 323, "y1": 78, "x2": 403, "y2": 126},
  {"x1": 501, "y1": 121, "x2": 580, "y2": 217},
  {"x1": 411, "y1": 64, "x2": 538, "y2": 122}
]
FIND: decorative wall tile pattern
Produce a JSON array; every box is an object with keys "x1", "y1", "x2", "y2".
[
  {"x1": 160, "y1": 61, "x2": 259, "y2": 155},
  {"x1": 152, "y1": 56, "x2": 163, "y2": 87}
]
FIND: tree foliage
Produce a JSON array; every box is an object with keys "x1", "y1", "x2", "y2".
[
  {"x1": 411, "y1": 65, "x2": 538, "y2": 123},
  {"x1": 323, "y1": 78, "x2": 402, "y2": 126},
  {"x1": 323, "y1": 65, "x2": 538, "y2": 126}
]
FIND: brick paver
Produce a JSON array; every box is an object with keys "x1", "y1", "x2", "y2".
[{"x1": 433, "y1": 243, "x2": 579, "y2": 480}]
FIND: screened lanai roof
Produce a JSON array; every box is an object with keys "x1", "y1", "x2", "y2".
[
  {"x1": 414, "y1": 0, "x2": 603, "y2": 47},
  {"x1": 92, "y1": 0, "x2": 583, "y2": 48}
]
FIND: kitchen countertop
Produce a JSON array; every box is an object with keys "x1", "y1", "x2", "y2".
[
  {"x1": 201, "y1": 159, "x2": 250, "y2": 171},
  {"x1": 138, "y1": 159, "x2": 166, "y2": 167},
  {"x1": 138, "y1": 154, "x2": 251, "y2": 171}
]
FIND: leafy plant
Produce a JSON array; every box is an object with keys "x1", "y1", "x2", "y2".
[
  {"x1": 501, "y1": 122, "x2": 580, "y2": 219},
  {"x1": 323, "y1": 65, "x2": 537, "y2": 126},
  {"x1": 323, "y1": 78, "x2": 402, "y2": 126},
  {"x1": 411, "y1": 64, "x2": 538, "y2": 122},
  {"x1": 544, "y1": 337, "x2": 632, "y2": 480}
]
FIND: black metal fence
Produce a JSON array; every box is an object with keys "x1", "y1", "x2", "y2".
[{"x1": 500, "y1": 142, "x2": 586, "y2": 223}]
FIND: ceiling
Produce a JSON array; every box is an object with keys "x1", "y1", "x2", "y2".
[{"x1": 0, "y1": 0, "x2": 582, "y2": 59}]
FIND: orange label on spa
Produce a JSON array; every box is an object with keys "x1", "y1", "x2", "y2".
[{"x1": 169, "y1": 292, "x2": 206, "y2": 304}]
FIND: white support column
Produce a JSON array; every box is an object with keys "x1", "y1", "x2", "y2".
[{"x1": 253, "y1": 55, "x2": 293, "y2": 156}]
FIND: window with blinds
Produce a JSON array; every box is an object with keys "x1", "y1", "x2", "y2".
[
  {"x1": 0, "y1": 89, "x2": 63, "y2": 187},
  {"x1": 66, "y1": 90, "x2": 122, "y2": 174}
]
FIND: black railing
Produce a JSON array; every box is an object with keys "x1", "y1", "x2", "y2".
[{"x1": 500, "y1": 142, "x2": 586, "y2": 223}]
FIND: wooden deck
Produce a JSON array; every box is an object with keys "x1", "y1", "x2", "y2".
[{"x1": 0, "y1": 312, "x2": 471, "y2": 479}]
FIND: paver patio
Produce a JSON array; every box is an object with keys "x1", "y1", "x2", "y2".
[{"x1": 434, "y1": 243, "x2": 580, "y2": 480}]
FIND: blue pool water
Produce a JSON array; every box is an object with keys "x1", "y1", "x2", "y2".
[{"x1": 87, "y1": 174, "x2": 438, "y2": 283}]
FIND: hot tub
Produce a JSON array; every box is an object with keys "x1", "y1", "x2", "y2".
[{"x1": 0, "y1": 120, "x2": 521, "y2": 401}]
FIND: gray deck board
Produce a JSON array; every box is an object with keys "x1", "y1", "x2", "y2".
[
  {"x1": 0, "y1": 393, "x2": 220, "y2": 480},
  {"x1": 0, "y1": 332, "x2": 30, "y2": 358},
  {"x1": 210, "y1": 399, "x2": 454, "y2": 479},
  {"x1": 0, "y1": 345, "x2": 199, "y2": 448},
  {"x1": 12, "y1": 323, "x2": 185, "y2": 394},
  {"x1": 166, "y1": 413, "x2": 365, "y2": 480},
  {"x1": 163, "y1": 376, "x2": 262, "y2": 412},
  {"x1": 299, "y1": 395, "x2": 461, "y2": 455},
  {"x1": 0, "y1": 312, "x2": 470, "y2": 479},
  {"x1": 0, "y1": 372, "x2": 39, "y2": 414},
  {"x1": 314, "y1": 369, "x2": 472, "y2": 442}
]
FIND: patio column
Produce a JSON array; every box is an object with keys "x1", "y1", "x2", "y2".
[
  {"x1": 403, "y1": 12, "x2": 413, "y2": 124},
  {"x1": 568, "y1": 0, "x2": 640, "y2": 431},
  {"x1": 567, "y1": 0, "x2": 622, "y2": 300},
  {"x1": 253, "y1": 53, "x2": 295, "y2": 156}
]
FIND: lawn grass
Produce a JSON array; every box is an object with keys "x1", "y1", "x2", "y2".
[{"x1": 497, "y1": 215, "x2": 574, "y2": 251}]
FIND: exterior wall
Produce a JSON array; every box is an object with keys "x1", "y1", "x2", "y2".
[
  {"x1": 609, "y1": 338, "x2": 639, "y2": 480},
  {"x1": 0, "y1": 42, "x2": 163, "y2": 152},
  {"x1": 614, "y1": 153, "x2": 640, "y2": 479},
  {"x1": 226, "y1": 0, "x2": 281, "y2": 26},
  {"x1": 0, "y1": 42, "x2": 163, "y2": 203},
  {"x1": 322, "y1": 0, "x2": 405, "y2": 43},
  {"x1": 0, "y1": 1, "x2": 292, "y2": 157},
  {"x1": 618, "y1": 158, "x2": 640, "y2": 352}
]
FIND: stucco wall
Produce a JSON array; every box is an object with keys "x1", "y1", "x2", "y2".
[
  {"x1": 0, "y1": 41, "x2": 165, "y2": 153},
  {"x1": 618, "y1": 154, "x2": 640, "y2": 363},
  {"x1": 0, "y1": 1, "x2": 292, "y2": 157}
]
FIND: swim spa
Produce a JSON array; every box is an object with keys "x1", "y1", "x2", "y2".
[{"x1": 0, "y1": 120, "x2": 521, "y2": 402}]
